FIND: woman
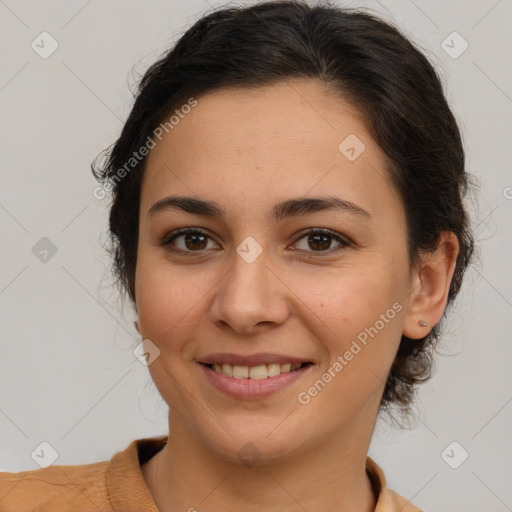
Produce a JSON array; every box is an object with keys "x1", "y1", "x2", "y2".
[{"x1": 0, "y1": 1, "x2": 473, "y2": 510}]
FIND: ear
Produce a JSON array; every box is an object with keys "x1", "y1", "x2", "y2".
[{"x1": 402, "y1": 232, "x2": 460, "y2": 339}]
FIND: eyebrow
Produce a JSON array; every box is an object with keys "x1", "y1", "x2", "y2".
[{"x1": 148, "y1": 195, "x2": 371, "y2": 223}]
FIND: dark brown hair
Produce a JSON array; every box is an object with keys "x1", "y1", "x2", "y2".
[{"x1": 92, "y1": 0, "x2": 474, "y2": 424}]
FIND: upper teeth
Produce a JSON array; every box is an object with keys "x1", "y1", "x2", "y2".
[{"x1": 212, "y1": 363, "x2": 303, "y2": 379}]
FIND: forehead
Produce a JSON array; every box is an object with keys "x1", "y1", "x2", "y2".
[
  {"x1": 140, "y1": 79, "x2": 401, "y2": 225},
  {"x1": 146, "y1": 79, "x2": 366, "y2": 165}
]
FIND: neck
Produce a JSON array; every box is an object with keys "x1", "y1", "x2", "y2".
[{"x1": 142, "y1": 413, "x2": 378, "y2": 512}]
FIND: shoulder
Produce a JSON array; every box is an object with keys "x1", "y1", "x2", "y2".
[
  {"x1": 0, "y1": 436, "x2": 166, "y2": 512},
  {"x1": 0, "y1": 460, "x2": 112, "y2": 511}
]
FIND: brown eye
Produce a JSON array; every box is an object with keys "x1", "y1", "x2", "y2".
[
  {"x1": 181, "y1": 232, "x2": 208, "y2": 250},
  {"x1": 163, "y1": 228, "x2": 219, "y2": 254},
  {"x1": 162, "y1": 227, "x2": 349, "y2": 257},
  {"x1": 292, "y1": 228, "x2": 349, "y2": 254}
]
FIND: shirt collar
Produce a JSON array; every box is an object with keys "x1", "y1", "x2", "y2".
[{"x1": 106, "y1": 436, "x2": 421, "y2": 512}]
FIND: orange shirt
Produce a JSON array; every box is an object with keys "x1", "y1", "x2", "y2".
[{"x1": 0, "y1": 436, "x2": 422, "y2": 511}]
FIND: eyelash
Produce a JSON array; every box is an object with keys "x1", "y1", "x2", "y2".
[{"x1": 161, "y1": 227, "x2": 350, "y2": 258}]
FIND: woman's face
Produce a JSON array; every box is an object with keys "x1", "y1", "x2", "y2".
[{"x1": 135, "y1": 79, "x2": 415, "y2": 463}]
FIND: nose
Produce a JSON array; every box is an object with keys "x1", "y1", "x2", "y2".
[{"x1": 208, "y1": 246, "x2": 290, "y2": 335}]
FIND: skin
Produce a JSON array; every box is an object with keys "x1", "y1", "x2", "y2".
[{"x1": 134, "y1": 79, "x2": 459, "y2": 512}]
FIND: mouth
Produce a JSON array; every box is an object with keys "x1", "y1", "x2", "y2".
[
  {"x1": 198, "y1": 360, "x2": 314, "y2": 399},
  {"x1": 199, "y1": 362, "x2": 313, "y2": 379}
]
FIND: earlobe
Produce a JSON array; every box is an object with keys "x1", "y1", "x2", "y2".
[{"x1": 402, "y1": 232, "x2": 459, "y2": 340}]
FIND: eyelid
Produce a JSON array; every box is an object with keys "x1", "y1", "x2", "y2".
[
  {"x1": 161, "y1": 227, "x2": 350, "y2": 256},
  {"x1": 291, "y1": 227, "x2": 351, "y2": 248},
  {"x1": 161, "y1": 227, "x2": 219, "y2": 255}
]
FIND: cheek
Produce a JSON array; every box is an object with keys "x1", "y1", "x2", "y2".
[
  {"x1": 134, "y1": 263, "x2": 203, "y2": 399},
  {"x1": 135, "y1": 252, "x2": 192, "y2": 341},
  {"x1": 308, "y1": 270, "x2": 396, "y2": 332},
  {"x1": 304, "y1": 263, "x2": 405, "y2": 378},
  {"x1": 135, "y1": 250, "x2": 221, "y2": 359},
  {"x1": 301, "y1": 273, "x2": 404, "y2": 412}
]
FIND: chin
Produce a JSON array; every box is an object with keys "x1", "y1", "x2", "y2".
[{"x1": 201, "y1": 421, "x2": 303, "y2": 467}]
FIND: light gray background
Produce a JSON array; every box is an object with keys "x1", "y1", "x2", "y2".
[{"x1": 1, "y1": 0, "x2": 511, "y2": 510}]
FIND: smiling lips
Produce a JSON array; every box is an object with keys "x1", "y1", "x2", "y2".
[
  {"x1": 198, "y1": 352, "x2": 313, "y2": 399},
  {"x1": 198, "y1": 352, "x2": 312, "y2": 379}
]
